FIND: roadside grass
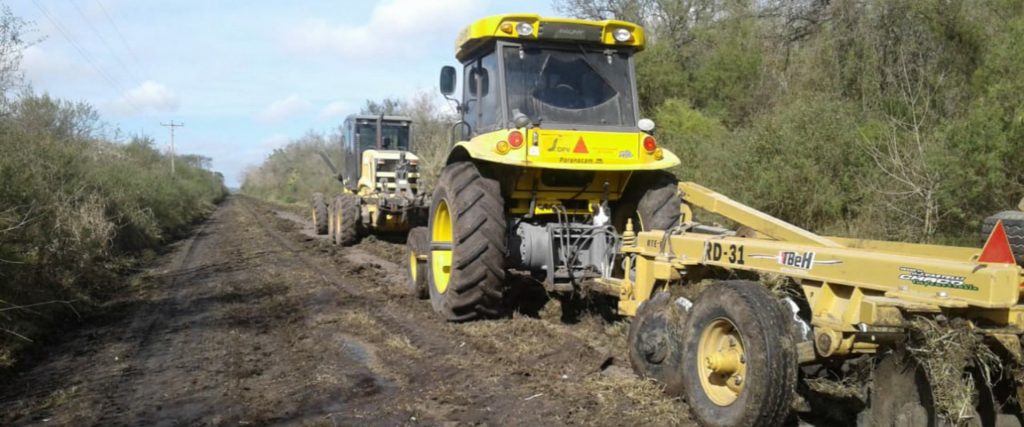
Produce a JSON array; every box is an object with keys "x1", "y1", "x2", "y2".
[{"x1": 0, "y1": 94, "x2": 227, "y2": 372}]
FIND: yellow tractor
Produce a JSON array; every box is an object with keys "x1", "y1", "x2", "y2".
[
  {"x1": 312, "y1": 114, "x2": 427, "y2": 247},
  {"x1": 405, "y1": 13, "x2": 1024, "y2": 427},
  {"x1": 406, "y1": 14, "x2": 680, "y2": 320}
]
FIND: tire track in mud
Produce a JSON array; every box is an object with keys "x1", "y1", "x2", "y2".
[
  {"x1": 89, "y1": 212, "x2": 216, "y2": 426},
  {"x1": 237, "y1": 197, "x2": 462, "y2": 361}
]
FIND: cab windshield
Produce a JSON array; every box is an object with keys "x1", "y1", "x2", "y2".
[
  {"x1": 503, "y1": 45, "x2": 637, "y2": 128},
  {"x1": 356, "y1": 123, "x2": 410, "y2": 151}
]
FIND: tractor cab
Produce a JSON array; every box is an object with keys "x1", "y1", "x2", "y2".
[
  {"x1": 439, "y1": 14, "x2": 678, "y2": 174},
  {"x1": 341, "y1": 114, "x2": 420, "y2": 197}
]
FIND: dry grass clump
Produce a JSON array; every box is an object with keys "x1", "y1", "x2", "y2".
[
  {"x1": 805, "y1": 375, "x2": 866, "y2": 401},
  {"x1": 907, "y1": 317, "x2": 1000, "y2": 426}
]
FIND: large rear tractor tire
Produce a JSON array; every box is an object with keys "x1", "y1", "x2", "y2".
[
  {"x1": 337, "y1": 193, "x2": 361, "y2": 246},
  {"x1": 615, "y1": 171, "x2": 681, "y2": 232},
  {"x1": 981, "y1": 211, "x2": 1024, "y2": 265},
  {"x1": 427, "y1": 161, "x2": 506, "y2": 321},
  {"x1": 404, "y1": 227, "x2": 429, "y2": 299},
  {"x1": 628, "y1": 291, "x2": 687, "y2": 395},
  {"x1": 680, "y1": 280, "x2": 797, "y2": 427},
  {"x1": 311, "y1": 192, "x2": 328, "y2": 235}
]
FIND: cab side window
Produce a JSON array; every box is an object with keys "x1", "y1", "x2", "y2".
[{"x1": 463, "y1": 51, "x2": 500, "y2": 136}]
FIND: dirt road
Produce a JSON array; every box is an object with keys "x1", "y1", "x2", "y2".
[{"x1": 0, "y1": 196, "x2": 688, "y2": 426}]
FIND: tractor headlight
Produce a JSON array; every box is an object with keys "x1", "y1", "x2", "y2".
[
  {"x1": 613, "y1": 28, "x2": 632, "y2": 42},
  {"x1": 516, "y1": 22, "x2": 533, "y2": 37}
]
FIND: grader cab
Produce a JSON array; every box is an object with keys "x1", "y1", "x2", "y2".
[{"x1": 311, "y1": 114, "x2": 427, "y2": 246}]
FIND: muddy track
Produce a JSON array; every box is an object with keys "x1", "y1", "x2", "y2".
[{"x1": 0, "y1": 196, "x2": 691, "y2": 426}]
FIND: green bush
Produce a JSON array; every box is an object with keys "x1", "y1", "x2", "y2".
[{"x1": 0, "y1": 94, "x2": 226, "y2": 368}]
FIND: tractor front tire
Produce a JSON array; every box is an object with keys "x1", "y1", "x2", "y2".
[
  {"x1": 311, "y1": 192, "x2": 328, "y2": 235},
  {"x1": 427, "y1": 161, "x2": 506, "y2": 321},
  {"x1": 680, "y1": 280, "x2": 797, "y2": 427},
  {"x1": 981, "y1": 211, "x2": 1024, "y2": 265},
  {"x1": 337, "y1": 193, "x2": 361, "y2": 246},
  {"x1": 405, "y1": 227, "x2": 429, "y2": 299}
]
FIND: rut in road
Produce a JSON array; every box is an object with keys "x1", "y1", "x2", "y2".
[{"x1": 0, "y1": 196, "x2": 689, "y2": 426}]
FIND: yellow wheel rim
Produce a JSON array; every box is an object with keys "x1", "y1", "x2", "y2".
[
  {"x1": 409, "y1": 250, "x2": 418, "y2": 282},
  {"x1": 697, "y1": 318, "x2": 747, "y2": 406},
  {"x1": 431, "y1": 199, "x2": 453, "y2": 294}
]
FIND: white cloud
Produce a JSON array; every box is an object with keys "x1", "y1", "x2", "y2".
[
  {"x1": 112, "y1": 80, "x2": 180, "y2": 115},
  {"x1": 283, "y1": 0, "x2": 483, "y2": 58},
  {"x1": 318, "y1": 101, "x2": 351, "y2": 120},
  {"x1": 256, "y1": 95, "x2": 311, "y2": 123}
]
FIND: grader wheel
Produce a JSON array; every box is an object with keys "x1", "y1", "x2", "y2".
[
  {"x1": 427, "y1": 161, "x2": 506, "y2": 321},
  {"x1": 327, "y1": 195, "x2": 341, "y2": 244},
  {"x1": 404, "y1": 226, "x2": 429, "y2": 299},
  {"x1": 311, "y1": 192, "x2": 328, "y2": 235},
  {"x1": 627, "y1": 291, "x2": 687, "y2": 395},
  {"x1": 680, "y1": 280, "x2": 796, "y2": 427},
  {"x1": 336, "y1": 193, "x2": 361, "y2": 246}
]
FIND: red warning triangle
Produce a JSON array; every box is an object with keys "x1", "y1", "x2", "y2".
[
  {"x1": 979, "y1": 220, "x2": 1016, "y2": 264},
  {"x1": 573, "y1": 137, "x2": 588, "y2": 153}
]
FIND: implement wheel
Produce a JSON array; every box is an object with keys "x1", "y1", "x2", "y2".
[
  {"x1": 681, "y1": 280, "x2": 796, "y2": 427},
  {"x1": 427, "y1": 161, "x2": 506, "y2": 321},
  {"x1": 615, "y1": 171, "x2": 680, "y2": 231},
  {"x1": 860, "y1": 351, "x2": 935, "y2": 427},
  {"x1": 628, "y1": 291, "x2": 687, "y2": 395},
  {"x1": 405, "y1": 226, "x2": 429, "y2": 299},
  {"x1": 311, "y1": 192, "x2": 328, "y2": 235},
  {"x1": 337, "y1": 193, "x2": 361, "y2": 246}
]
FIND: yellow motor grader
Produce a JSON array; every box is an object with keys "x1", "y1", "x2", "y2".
[
  {"x1": 404, "y1": 13, "x2": 1024, "y2": 427},
  {"x1": 311, "y1": 114, "x2": 427, "y2": 246}
]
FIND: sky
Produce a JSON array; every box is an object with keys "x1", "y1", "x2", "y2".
[{"x1": 7, "y1": 0, "x2": 557, "y2": 187}]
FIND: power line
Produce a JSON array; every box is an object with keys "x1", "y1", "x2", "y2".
[
  {"x1": 66, "y1": 0, "x2": 144, "y2": 84},
  {"x1": 30, "y1": 0, "x2": 142, "y2": 114},
  {"x1": 91, "y1": 0, "x2": 150, "y2": 78}
]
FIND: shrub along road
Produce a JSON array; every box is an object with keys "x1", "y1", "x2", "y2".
[{"x1": 0, "y1": 196, "x2": 687, "y2": 426}]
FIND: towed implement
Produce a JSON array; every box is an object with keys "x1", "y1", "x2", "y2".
[
  {"x1": 312, "y1": 114, "x2": 427, "y2": 246},
  {"x1": 608, "y1": 183, "x2": 1024, "y2": 426},
  {"x1": 404, "y1": 13, "x2": 1024, "y2": 426}
]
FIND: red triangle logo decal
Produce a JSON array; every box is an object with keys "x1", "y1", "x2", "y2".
[
  {"x1": 573, "y1": 137, "x2": 588, "y2": 153},
  {"x1": 979, "y1": 220, "x2": 1017, "y2": 264}
]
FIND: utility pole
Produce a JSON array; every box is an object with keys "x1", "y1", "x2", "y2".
[{"x1": 161, "y1": 121, "x2": 184, "y2": 175}]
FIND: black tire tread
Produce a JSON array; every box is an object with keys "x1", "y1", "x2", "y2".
[
  {"x1": 616, "y1": 170, "x2": 681, "y2": 232},
  {"x1": 429, "y1": 162, "x2": 506, "y2": 321},
  {"x1": 405, "y1": 227, "x2": 429, "y2": 299},
  {"x1": 338, "y1": 193, "x2": 361, "y2": 246},
  {"x1": 981, "y1": 211, "x2": 1024, "y2": 265},
  {"x1": 682, "y1": 280, "x2": 797, "y2": 427},
  {"x1": 311, "y1": 192, "x2": 328, "y2": 235}
]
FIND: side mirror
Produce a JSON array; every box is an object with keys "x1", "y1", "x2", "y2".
[
  {"x1": 440, "y1": 66, "x2": 456, "y2": 96},
  {"x1": 638, "y1": 118, "x2": 655, "y2": 132}
]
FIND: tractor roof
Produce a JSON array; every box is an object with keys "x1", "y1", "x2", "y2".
[
  {"x1": 454, "y1": 14, "x2": 645, "y2": 62},
  {"x1": 345, "y1": 114, "x2": 413, "y2": 124}
]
